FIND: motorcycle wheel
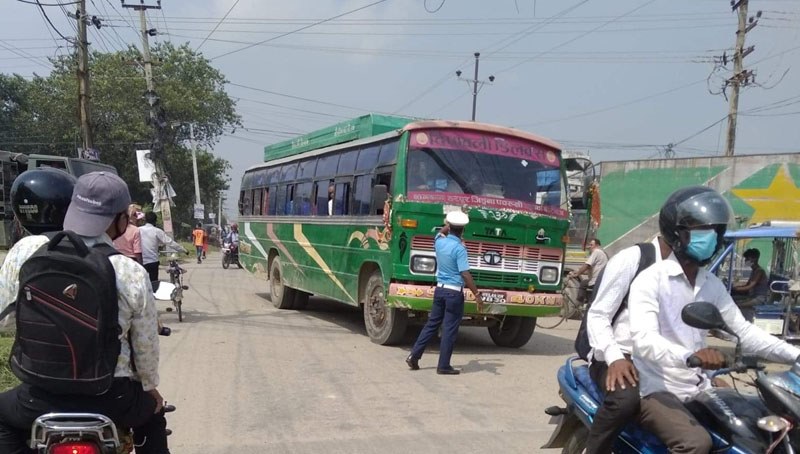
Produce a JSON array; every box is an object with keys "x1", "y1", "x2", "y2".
[
  {"x1": 562, "y1": 424, "x2": 588, "y2": 454},
  {"x1": 222, "y1": 254, "x2": 230, "y2": 269}
]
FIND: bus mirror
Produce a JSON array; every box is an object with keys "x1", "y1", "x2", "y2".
[{"x1": 372, "y1": 185, "x2": 389, "y2": 213}]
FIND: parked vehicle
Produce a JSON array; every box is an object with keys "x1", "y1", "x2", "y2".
[
  {"x1": 153, "y1": 253, "x2": 188, "y2": 322},
  {"x1": 543, "y1": 301, "x2": 799, "y2": 453}
]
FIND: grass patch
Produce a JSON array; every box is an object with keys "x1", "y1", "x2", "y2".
[{"x1": 0, "y1": 335, "x2": 19, "y2": 392}]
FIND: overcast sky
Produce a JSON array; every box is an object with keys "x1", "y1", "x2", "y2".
[{"x1": 3, "y1": 0, "x2": 799, "y2": 218}]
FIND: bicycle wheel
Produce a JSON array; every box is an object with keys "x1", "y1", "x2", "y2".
[{"x1": 176, "y1": 301, "x2": 183, "y2": 322}]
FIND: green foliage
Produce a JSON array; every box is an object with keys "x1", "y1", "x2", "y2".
[
  {"x1": 0, "y1": 43, "x2": 240, "y2": 237},
  {"x1": 0, "y1": 336, "x2": 18, "y2": 392}
]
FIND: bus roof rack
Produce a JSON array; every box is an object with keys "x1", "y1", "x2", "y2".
[{"x1": 263, "y1": 114, "x2": 418, "y2": 162}]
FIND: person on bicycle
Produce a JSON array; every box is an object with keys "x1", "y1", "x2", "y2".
[
  {"x1": 567, "y1": 238, "x2": 608, "y2": 304},
  {"x1": 0, "y1": 171, "x2": 170, "y2": 453},
  {"x1": 140, "y1": 211, "x2": 187, "y2": 283},
  {"x1": 581, "y1": 209, "x2": 674, "y2": 453}
]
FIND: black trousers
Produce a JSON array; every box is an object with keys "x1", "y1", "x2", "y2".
[
  {"x1": 144, "y1": 261, "x2": 160, "y2": 283},
  {"x1": 0, "y1": 378, "x2": 169, "y2": 454},
  {"x1": 586, "y1": 359, "x2": 641, "y2": 454}
]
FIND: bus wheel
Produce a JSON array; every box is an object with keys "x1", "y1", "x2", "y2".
[
  {"x1": 270, "y1": 258, "x2": 296, "y2": 309},
  {"x1": 488, "y1": 316, "x2": 536, "y2": 348},
  {"x1": 363, "y1": 272, "x2": 407, "y2": 345}
]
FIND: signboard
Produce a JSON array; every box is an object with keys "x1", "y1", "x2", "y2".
[
  {"x1": 193, "y1": 203, "x2": 204, "y2": 220},
  {"x1": 209, "y1": 213, "x2": 216, "y2": 220},
  {"x1": 136, "y1": 149, "x2": 157, "y2": 182}
]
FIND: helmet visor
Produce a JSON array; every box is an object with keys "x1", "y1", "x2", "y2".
[{"x1": 674, "y1": 191, "x2": 732, "y2": 229}]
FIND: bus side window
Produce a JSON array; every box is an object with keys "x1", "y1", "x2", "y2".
[
  {"x1": 353, "y1": 175, "x2": 372, "y2": 215},
  {"x1": 262, "y1": 188, "x2": 269, "y2": 215},
  {"x1": 275, "y1": 185, "x2": 287, "y2": 215},
  {"x1": 334, "y1": 182, "x2": 350, "y2": 216},
  {"x1": 239, "y1": 191, "x2": 245, "y2": 215},
  {"x1": 294, "y1": 182, "x2": 313, "y2": 216},
  {"x1": 268, "y1": 186, "x2": 277, "y2": 215},
  {"x1": 252, "y1": 189, "x2": 262, "y2": 216},
  {"x1": 285, "y1": 184, "x2": 295, "y2": 215}
]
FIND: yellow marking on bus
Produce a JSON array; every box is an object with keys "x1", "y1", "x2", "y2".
[
  {"x1": 293, "y1": 224, "x2": 355, "y2": 303},
  {"x1": 267, "y1": 223, "x2": 305, "y2": 276}
]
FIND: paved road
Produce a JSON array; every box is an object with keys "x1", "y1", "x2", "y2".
[{"x1": 158, "y1": 252, "x2": 580, "y2": 453}]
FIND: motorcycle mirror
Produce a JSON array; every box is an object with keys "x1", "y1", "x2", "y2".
[{"x1": 681, "y1": 302, "x2": 727, "y2": 331}]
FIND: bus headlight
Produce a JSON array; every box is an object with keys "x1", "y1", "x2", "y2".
[
  {"x1": 539, "y1": 267, "x2": 559, "y2": 284},
  {"x1": 411, "y1": 256, "x2": 437, "y2": 274}
]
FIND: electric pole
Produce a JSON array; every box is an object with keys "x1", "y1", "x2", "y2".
[
  {"x1": 724, "y1": 0, "x2": 760, "y2": 157},
  {"x1": 456, "y1": 52, "x2": 495, "y2": 121},
  {"x1": 189, "y1": 123, "x2": 202, "y2": 207},
  {"x1": 123, "y1": 0, "x2": 176, "y2": 237},
  {"x1": 76, "y1": 0, "x2": 93, "y2": 154}
]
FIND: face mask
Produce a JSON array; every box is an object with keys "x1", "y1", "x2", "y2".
[{"x1": 685, "y1": 229, "x2": 718, "y2": 261}]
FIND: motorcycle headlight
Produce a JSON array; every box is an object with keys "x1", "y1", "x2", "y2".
[
  {"x1": 411, "y1": 256, "x2": 436, "y2": 274},
  {"x1": 539, "y1": 266, "x2": 559, "y2": 284}
]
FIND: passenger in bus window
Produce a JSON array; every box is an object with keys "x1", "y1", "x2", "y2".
[{"x1": 328, "y1": 183, "x2": 334, "y2": 216}]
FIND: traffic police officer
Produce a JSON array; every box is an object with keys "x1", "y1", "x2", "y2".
[{"x1": 406, "y1": 211, "x2": 484, "y2": 375}]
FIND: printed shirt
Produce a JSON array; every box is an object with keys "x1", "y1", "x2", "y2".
[
  {"x1": 585, "y1": 247, "x2": 609, "y2": 286},
  {"x1": 587, "y1": 237, "x2": 666, "y2": 364},
  {"x1": 112, "y1": 223, "x2": 141, "y2": 258},
  {"x1": 435, "y1": 234, "x2": 469, "y2": 287},
  {"x1": 629, "y1": 255, "x2": 800, "y2": 401},
  {"x1": 0, "y1": 235, "x2": 161, "y2": 391},
  {"x1": 139, "y1": 223, "x2": 185, "y2": 265},
  {"x1": 192, "y1": 229, "x2": 205, "y2": 247}
]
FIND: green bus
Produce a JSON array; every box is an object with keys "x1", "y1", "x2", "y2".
[{"x1": 237, "y1": 114, "x2": 571, "y2": 347}]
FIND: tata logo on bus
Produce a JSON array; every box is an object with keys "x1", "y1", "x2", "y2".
[
  {"x1": 334, "y1": 123, "x2": 356, "y2": 137},
  {"x1": 482, "y1": 251, "x2": 502, "y2": 265}
]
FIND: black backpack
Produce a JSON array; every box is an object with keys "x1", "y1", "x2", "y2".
[
  {"x1": 2, "y1": 231, "x2": 122, "y2": 395},
  {"x1": 574, "y1": 242, "x2": 657, "y2": 362}
]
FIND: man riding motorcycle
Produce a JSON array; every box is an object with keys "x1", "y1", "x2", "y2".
[
  {"x1": 0, "y1": 170, "x2": 170, "y2": 454},
  {"x1": 628, "y1": 186, "x2": 800, "y2": 453}
]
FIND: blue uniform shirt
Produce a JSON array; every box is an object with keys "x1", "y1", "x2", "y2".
[{"x1": 435, "y1": 234, "x2": 470, "y2": 286}]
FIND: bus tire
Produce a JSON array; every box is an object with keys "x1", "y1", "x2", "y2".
[
  {"x1": 488, "y1": 316, "x2": 536, "y2": 348},
  {"x1": 362, "y1": 272, "x2": 407, "y2": 345},
  {"x1": 293, "y1": 291, "x2": 310, "y2": 310},
  {"x1": 269, "y1": 258, "x2": 296, "y2": 309}
]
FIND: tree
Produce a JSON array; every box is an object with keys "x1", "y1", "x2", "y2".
[{"x1": 0, "y1": 43, "x2": 241, "y2": 236}]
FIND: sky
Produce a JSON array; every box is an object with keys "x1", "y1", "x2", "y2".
[{"x1": 2, "y1": 0, "x2": 800, "y2": 219}]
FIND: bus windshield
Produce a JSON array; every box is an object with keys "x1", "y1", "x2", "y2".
[{"x1": 406, "y1": 128, "x2": 566, "y2": 217}]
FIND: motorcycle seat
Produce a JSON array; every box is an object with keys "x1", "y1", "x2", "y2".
[{"x1": 572, "y1": 364, "x2": 604, "y2": 404}]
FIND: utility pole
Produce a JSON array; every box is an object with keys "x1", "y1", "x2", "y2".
[
  {"x1": 189, "y1": 123, "x2": 202, "y2": 207},
  {"x1": 76, "y1": 0, "x2": 93, "y2": 153},
  {"x1": 123, "y1": 0, "x2": 175, "y2": 237},
  {"x1": 218, "y1": 192, "x2": 223, "y2": 227},
  {"x1": 456, "y1": 52, "x2": 495, "y2": 122},
  {"x1": 724, "y1": 0, "x2": 760, "y2": 157}
]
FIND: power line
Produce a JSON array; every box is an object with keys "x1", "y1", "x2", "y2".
[
  {"x1": 30, "y1": 0, "x2": 73, "y2": 42},
  {"x1": 228, "y1": 82, "x2": 388, "y2": 114},
  {"x1": 16, "y1": 0, "x2": 80, "y2": 5},
  {"x1": 195, "y1": 0, "x2": 239, "y2": 52},
  {"x1": 211, "y1": 0, "x2": 390, "y2": 61},
  {"x1": 496, "y1": 0, "x2": 659, "y2": 75},
  {"x1": 515, "y1": 78, "x2": 708, "y2": 128}
]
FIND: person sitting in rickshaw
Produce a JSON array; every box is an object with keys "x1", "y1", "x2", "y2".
[{"x1": 732, "y1": 248, "x2": 770, "y2": 321}]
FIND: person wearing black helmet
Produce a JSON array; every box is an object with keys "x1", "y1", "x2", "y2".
[
  {"x1": 10, "y1": 168, "x2": 76, "y2": 236},
  {"x1": 628, "y1": 186, "x2": 800, "y2": 454}
]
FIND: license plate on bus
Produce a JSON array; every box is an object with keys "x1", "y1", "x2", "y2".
[{"x1": 482, "y1": 292, "x2": 506, "y2": 304}]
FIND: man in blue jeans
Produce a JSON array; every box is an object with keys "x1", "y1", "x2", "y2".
[{"x1": 406, "y1": 211, "x2": 484, "y2": 375}]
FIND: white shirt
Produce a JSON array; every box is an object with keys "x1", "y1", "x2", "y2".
[
  {"x1": 139, "y1": 223, "x2": 185, "y2": 265},
  {"x1": 0, "y1": 235, "x2": 160, "y2": 390},
  {"x1": 629, "y1": 256, "x2": 800, "y2": 401},
  {"x1": 585, "y1": 247, "x2": 609, "y2": 286},
  {"x1": 587, "y1": 237, "x2": 666, "y2": 364}
]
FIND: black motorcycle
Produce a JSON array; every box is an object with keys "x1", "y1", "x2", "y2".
[{"x1": 222, "y1": 240, "x2": 241, "y2": 269}]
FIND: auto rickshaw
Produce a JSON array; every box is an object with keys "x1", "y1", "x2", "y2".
[{"x1": 710, "y1": 221, "x2": 800, "y2": 340}]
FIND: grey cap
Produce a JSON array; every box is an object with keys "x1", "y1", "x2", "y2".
[{"x1": 63, "y1": 171, "x2": 132, "y2": 237}]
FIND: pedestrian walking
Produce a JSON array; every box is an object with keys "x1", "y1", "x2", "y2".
[
  {"x1": 191, "y1": 222, "x2": 205, "y2": 264},
  {"x1": 405, "y1": 211, "x2": 484, "y2": 375}
]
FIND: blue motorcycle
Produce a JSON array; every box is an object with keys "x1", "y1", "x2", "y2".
[{"x1": 543, "y1": 302, "x2": 799, "y2": 453}]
